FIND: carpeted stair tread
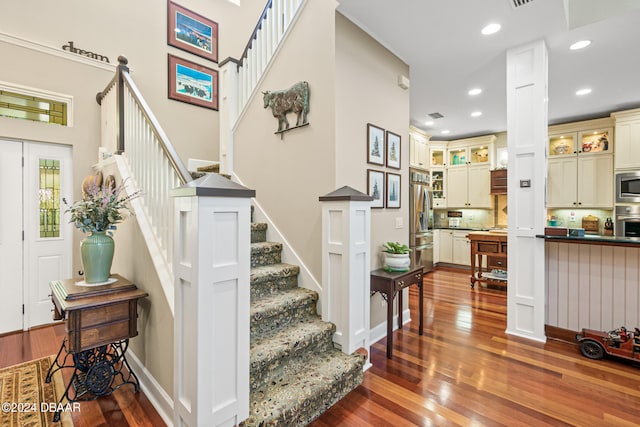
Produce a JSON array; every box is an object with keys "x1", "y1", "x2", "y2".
[
  {"x1": 251, "y1": 222, "x2": 268, "y2": 232},
  {"x1": 242, "y1": 350, "x2": 365, "y2": 427},
  {"x1": 251, "y1": 241, "x2": 282, "y2": 267},
  {"x1": 251, "y1": 263, "x2": 299, "y2": 284},
  {"x1": 251, "y1": 222, "x2": 268, "y2": 243},
  {"x1": 250, "y1": 316, "x2": 335, "y2": 378},
  {"x1": 251, "y1": 288, "x2": 317, "y2": 323}
]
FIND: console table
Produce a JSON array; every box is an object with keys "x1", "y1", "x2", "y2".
[
  {"x1": 370, "y1": 266, "x2": 424, "y2": 358},
  {"x1": 46, "y1": 274, "x2": 148, "y2": 421}
]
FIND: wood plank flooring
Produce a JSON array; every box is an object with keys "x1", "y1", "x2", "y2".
[
  {"x1": 312, "y1": 267, "x2": 640, "y2": 426},
  {"x1": 2, "y1": 267, "x2": 639, "y2": 426},
  {"x1": 0, "y1": 322, "x2": 166, "y2": 427}
]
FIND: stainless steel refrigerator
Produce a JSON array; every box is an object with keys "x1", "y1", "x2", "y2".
[{"x1": 409, "y1": 169, "x2": 433, "y2": 272}]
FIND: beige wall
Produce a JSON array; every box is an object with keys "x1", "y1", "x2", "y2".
[
  {"x1": 233, "y1": 0, "x2": 338, "y2": 281},
  {"x1": 335, "y1": 13, "x2": 410, "y2": 327}
]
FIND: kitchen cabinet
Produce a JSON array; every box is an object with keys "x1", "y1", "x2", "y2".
[
  {"x1": 431, "y1": 169, "x2": 446, "y2": 208},
  {"x1": 447, "y1": 164, "x2": 491, "y2": 208},
  {"x1": 430, "y1": 146, "x2": 446, "y2": 167},
  {"x1": 433, "y1": 229, "x2": 440, "y2": 264},
  {"x1": 490, "y1": 169, "x2": 507, "y2": 194},
  {"x1": 409, "y1": 129, "x2": 430, "y2": 169},
  {"x1": 547, "y1": 127, "x2": 613, "y2": 208},
  {"x1": 439, "y1": 229, "x2": 453, "y2": 264},
  {"x1": 612, "y1": 108, "x2": 640, "y2": 170},
  {"x1": 452, "y1": 231, "x2": 470, "y2": 266}
]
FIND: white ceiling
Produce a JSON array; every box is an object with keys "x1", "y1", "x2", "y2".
[{"x1": 336, "y1": 0, "x2": 640, "y2": 141}]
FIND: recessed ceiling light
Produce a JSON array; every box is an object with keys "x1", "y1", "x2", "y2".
[
  {"x1": 576, "y1": 88, "x2": 592, "y2": 96},
  {"x1": 425, "y1": 121, "x2": 434, "y2": 126},
  {"x1": 570, "y1": 40, "x2": 591, "y2": 50},
  {"x1": 471, "y1": 111, "x2": 482, "y2": 117},
  {"x1": 481, "y1": 23, "x2": 501, "y2": 35},
  {"x1": 441, "y1": 130, "x2": 450, "y2": 135},
  {"x1": 468, "y1": 88, "x2": 482, "y2": 96}
]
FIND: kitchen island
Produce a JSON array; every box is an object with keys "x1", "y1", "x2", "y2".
[
  {"x1": 468, "y1": 231, "x2": 507, "y2": 289},
  {"x1": 539, "y1": 234, "x2": 640, "y2": 341}
]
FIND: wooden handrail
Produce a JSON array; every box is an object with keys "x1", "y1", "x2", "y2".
[{"x1": 239, "y1": 0, "x2": 274, "y2": 63}]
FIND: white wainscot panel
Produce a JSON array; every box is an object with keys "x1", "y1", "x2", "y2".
[
  {"x1": 516, "y1": 304, "x2": 535, "y2": 333},
  {"x1": 178, "y1": 278, "x2": 195, "y2": 412},
  {"x1": 211, "y1": 279, "x2": 239, "y2": 412},
  {"x1": 328, "y1": 252, "x2": 343, "y2": 335},
  {"x1": 329, "y1": 210, "x2": 343, "y2": 244},
  {"x1": 515, "y1": 153, "x2": 535, "y2": 230},
  {"x1": 514, "y1": 239, "x2": 534, "y2": 299},
  {"x1": 354, "y1": 210, "x2": 366, "y2": 244},
  {"x1": 212, "y1": 212, "x2": 238, "y2": 267},
  {"x1": 38, "y1": 255, "x2": 61, "y2": 298}
]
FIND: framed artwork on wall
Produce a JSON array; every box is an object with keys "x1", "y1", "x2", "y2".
[
  {"x1": 167, "y1": 1, "x2": 218, "y2": 63},
  {"x1": 386, "y1": 172, "x2": 401, "y2": 208},
  {"x1": 367, "y1": 169, "x2": 385, "y2": 209},
  {"x1": 386, "y1": 131, "x2": 401, "y2": 169},
  {"x1": 168, "y1": 54, "x2": 218, "y2": 110},
  {"x1": 367, "y1": 123, "x2": 385, "y2": 166}
]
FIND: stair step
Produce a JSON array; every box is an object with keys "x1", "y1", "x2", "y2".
[
  {"x1": 251, "y1": 288, "x2": 317, "y2": 337},
  {"x1": 251, "y1": 263, "x2": 299, "y2": 299},
  {"x1": 241, "y1": 350, "x2": 365, "y2": 427},
  {"x1": 251, "y1": 241, "x2": 282, "y2": 267},
  {"x1": 250, "y1": 316, "x2": 335, "y2": 391},
  {"x1": 251, "y1": 222, "x2": 268, "y2": 243}
]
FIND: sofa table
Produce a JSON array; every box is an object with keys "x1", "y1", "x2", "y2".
[
  {"x1": 370, "y1": 266, "x2": 424, "y2": 358},
  {"x1": 46, "y1": 274, "x2": 148, "y2": 421}
]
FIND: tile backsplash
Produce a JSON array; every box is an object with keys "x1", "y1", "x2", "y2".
[
  {"x1": 547, "y1": 208, "x2": 614, "y2": 234},
  {"x1": 433, "y1": 208, "x2": 493, "y2": 229}
]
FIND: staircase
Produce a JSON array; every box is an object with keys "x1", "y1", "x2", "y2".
[{"x1": 243, "y1": 216, "x2": 365, "y2": 426}]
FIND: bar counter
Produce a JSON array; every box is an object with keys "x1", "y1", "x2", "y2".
[{"x1": 541, "y1": 234, "x2": 640, "y2": 338}]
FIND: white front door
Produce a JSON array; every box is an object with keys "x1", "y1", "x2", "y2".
[
  {"x1": 0, "y1": 140, "x2": 25, "y2": 334},
  {"x1": 0, "y1": 139, "x2": 73, "y2": 333}
]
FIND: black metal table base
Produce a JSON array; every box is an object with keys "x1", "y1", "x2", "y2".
[{"x1": 45, "y1": 338, "x2": 141, "y2": 422}]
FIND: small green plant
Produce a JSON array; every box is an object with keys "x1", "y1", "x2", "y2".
[{"x1": 382, "y1": 241, "x2": 411, "y2": 254}]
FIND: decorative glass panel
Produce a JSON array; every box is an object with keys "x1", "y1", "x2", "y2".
[
  {"x1": 0, "y1": 89, "x2": 67, "y2": 126},
  {"x1": 39, "y1": 159, "x2": 61, "y2": 238}
]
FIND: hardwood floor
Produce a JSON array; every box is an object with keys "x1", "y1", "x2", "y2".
[
  {"x1": 3, "y1": 267, "x2": 639, "y2": 426},
  {"x1": 313, "y1": 267, "x2": 640, "y2": 427},
  {"x1": 0, "y1": 322, "x2": 166, "y2": 427}
]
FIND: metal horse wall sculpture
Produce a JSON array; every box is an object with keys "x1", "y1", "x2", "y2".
[{"x1": 262, "y1": 81, "x2": 309, "y2": 134}]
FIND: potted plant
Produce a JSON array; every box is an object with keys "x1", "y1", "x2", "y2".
[
  {"x1": 63, "y1": 173, "x2": 140, "y2": 284},
  {"x1": 382, "y1": 241, "x2": 411, "y2": 272}
]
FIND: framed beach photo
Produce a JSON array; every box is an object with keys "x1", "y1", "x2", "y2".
[
  {"x1": 367, "y1": 123, "x2": 385, "y2": 166},
  {"x1": 367, "y1": 169, "x2": 385, "y2": 209},
  {"x1": 168, "y1": 54, "x2": 218, "y2": 110},
  {"x1": 386, "y1": 172, "x2": 401, "y2": 208},
  {"x1": 386, "y1": 131, "x2": 401, "y2": 169},
  {"x1": 168, "y1": 1, "x2": 218, "y2": 63}
]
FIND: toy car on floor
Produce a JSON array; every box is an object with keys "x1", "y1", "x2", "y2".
[{"x1": 575, "y1": 326, "x2": 640, "y2": 362}]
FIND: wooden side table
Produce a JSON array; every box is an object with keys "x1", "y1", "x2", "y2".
[
  {"x1": 46, "y1": 274, "x2": 148, "y2": 421},
  {"x1": 370, "y1": 266, "x2": 424, "y2": 358}
]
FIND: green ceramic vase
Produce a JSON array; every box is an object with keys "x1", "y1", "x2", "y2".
[{"x1": 80, "y1": 231, "x2": 114, "y2": 283}]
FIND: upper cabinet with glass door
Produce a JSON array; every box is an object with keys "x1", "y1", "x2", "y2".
[
  {"x1": 447, "y1": 135, "x2": 494, "y2": 168},
  {"x1": 548, "y1": 117, "x2": 613, "y2": 157}
]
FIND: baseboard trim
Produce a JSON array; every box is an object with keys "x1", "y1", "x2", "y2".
[
  {"x1": 370, "y1": 308, "x2": 412, "y2": 345},
  {"x1": 127, "y1": 350, "x2": 174, "y2": 427}
]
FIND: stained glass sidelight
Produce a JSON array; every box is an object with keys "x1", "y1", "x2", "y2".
[{"x1": 39, "y1": 159, "x2": 61, "y2": 238}]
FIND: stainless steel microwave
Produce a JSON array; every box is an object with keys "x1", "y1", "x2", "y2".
[{"x1": 616, "y1": 171, "x2": 640, "y2": 203}]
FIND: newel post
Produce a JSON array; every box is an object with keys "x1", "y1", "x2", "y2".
[
  {"x1": 171, "y1": 174, "x2": 255, "y2": 427},
  {"x1": 218, "y1": 58, "x2": 240, "y2": 176},
  {"x1": 319, "y1": 186, "x2": 372, "y2": 368}
]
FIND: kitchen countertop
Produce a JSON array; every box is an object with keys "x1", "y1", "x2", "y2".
[
  {"x1": 434, "y1": 227, "x2": 490, "y2": 231},
  {"x1": 537, "y1": 234, "x2": 640, "y2": 247}
]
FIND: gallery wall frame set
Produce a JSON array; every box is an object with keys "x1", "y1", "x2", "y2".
[
  {"x1": 367, "y1": 123, "x2": 402, "y2": 169},
  {"x1": 168, "y1": 54, "x2": 218, "y2": 110},
  {"x1": 167, "y1": 1, "x2": 218, "y2": 63}
]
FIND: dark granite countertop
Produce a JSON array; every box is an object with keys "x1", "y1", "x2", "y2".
[
  {"x1": 537, "y1": 234, "x2": 640, "y2": 246},
  {"x1": 434, "y1": 227, "x2": 490, "y2": 231}
]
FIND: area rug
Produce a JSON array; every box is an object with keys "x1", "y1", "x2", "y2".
[{"x1": 0, "y1": 356, "x2": 73, "y2": 427}]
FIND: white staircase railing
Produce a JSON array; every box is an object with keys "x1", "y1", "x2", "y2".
[
  {"x1": 219, "y1": 0, "x2": 305, "y2": 174},
  {"x1": 97, "y1": 56, "x2": 192, "y2": 314}
]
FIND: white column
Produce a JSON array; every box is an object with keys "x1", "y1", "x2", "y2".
[
  {"x1": 506, "y1": 40, "x2": 548, "y2": 342},
  {"x1": 320, "y1": 186, "x2": 372, "y2": 368},
  {"x1": 218, "y1": 58, "x2": 240, "y2": 176},
  {"x1": 172, "y1": 174, "x2": 255, "y2": 427}
]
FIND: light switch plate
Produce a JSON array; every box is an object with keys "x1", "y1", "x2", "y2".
[{"x1": 395, "y1": 217, "x2": 403, "y2": 228}]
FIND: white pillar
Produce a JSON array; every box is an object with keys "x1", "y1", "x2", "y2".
[
  {"x1": 171, "y1": 174, "x2": 255, "y2": 427},
  {"x1": 319, "y1": 186, "x2": 372, "y2": 368},
  {"x1": 218, "y1": 58, "x2": 240, "y2": 176},
  {"x1": 506, "y1": 40, "x2": 548, "y2": 342}
]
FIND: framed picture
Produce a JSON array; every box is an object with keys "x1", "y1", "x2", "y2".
[
  {"x1": 386, "y1": 172, "x2": 401, "y2": 208},
  {"x1": 168, "y1": 1, "x2": 218, "y2": 62},
  {"x1": 386, "y1": 131, "x2": 401, "y2": 169},
  {"x1": 168, "y1": 54, "x2": 218, "y2": 110},
  {"x1": 367, "y1": 169, "x2": 385, "y2": 209},
  {"x1": 367, "y1": 123, "x2": 385, "y2": 166}
]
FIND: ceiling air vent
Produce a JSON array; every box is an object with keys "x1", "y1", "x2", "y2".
[
  {"x1": 510, "y1": 0, "x2": 534, "y2": 8},
  {"x1": 428, "y1": 112, "x2": 444, "y2": 119}
]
